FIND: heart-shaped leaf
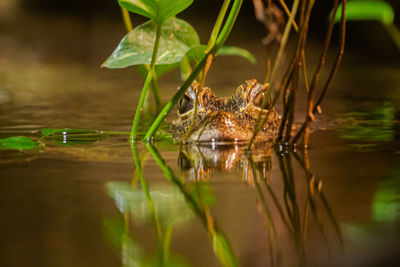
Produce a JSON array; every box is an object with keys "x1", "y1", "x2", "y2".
[
  {"x1": 103, "y1": 18, "x2": 200, "y2": 69},
  {"x1": 118, "y1": 0, "x2": 193, "y2": 24},
  {"x1": 0, "y1": 136, "x2": 38, "y2": 150}
]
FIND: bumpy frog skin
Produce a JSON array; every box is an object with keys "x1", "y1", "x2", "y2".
[{"x1": 170, "y1": 79, "x2": 281, "y2": 143}]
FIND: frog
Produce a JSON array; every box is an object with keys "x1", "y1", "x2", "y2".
[{"x1": 170, "y1": 79, "x2": 281, "y2": 143}]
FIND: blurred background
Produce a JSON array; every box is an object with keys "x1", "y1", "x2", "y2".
[{"x1": 1, "y1": 1, "x2": 400, "y2": 266}]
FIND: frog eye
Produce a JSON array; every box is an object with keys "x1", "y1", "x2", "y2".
[
  {"x1": 253, "y1": 91, "x2": 270, "y2": 109},
  {"x1": 178, "y1": 95, "x2": 193, "y2": 115}
]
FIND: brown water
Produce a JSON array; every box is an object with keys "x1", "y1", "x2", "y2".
[{"x1": 1, "y1": 6, "x2": 400, "y2": 267}]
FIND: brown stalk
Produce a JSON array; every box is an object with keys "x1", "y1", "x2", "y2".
[
  {"x1": 284, "y1": 62, "x2": 299, "y2": 142},
  {"x1": 279, "y1": 0, "x2": 299, "y2": 31},
  {"x1": 292, "y1": 0, "x2": 342, "y2": 146},
  {"x1": 313, "y1": 0, "x2": 347, "y2": 114},
  {"x1": 276, "y1": 0, "x2": 310, "y2": 143},
  {"x1": 301, "y1": 49, "x2": 310, "y2": 93},
  {"x1": 247, "y1": 0, "x2": 301, "y2": 149}
]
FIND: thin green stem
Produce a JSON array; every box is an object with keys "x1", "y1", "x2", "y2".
[
  {"x1": 268, "y1": 0, "x2": 300, "y2": 87},
  {"x1": 146, "y1": 144, "x2": 238, "y2": 267},
  {"x1": 208, "y1": 0, "x2": 232, "y2": 50},
  {"x1": 131, "y1": 23, "x2": 162, "y2": 141},
  {"x1": 215, "y1": 0, "x2": 243, "y2": 51},
  {"x1": 163, "y1": 225, "x2": 173, "y2": 262},
  {"x1": 144, "y1": 0, "x2": 243, "y2": 140},
  {"x1": 120, "y1": 9, "x2": 162, "y2": 115},
  {"x1": 183, "y1": 0, "x2": 232, "y2": 142},
  {"x1": 121, "y1": 7, "x2": 133, "y2": 32},
  {"x1": 144, "y1": 54, "x2": 209, "y2": 141},
  {"x1": 130, "y1": 143, "x2": 163, "y2": 250}
]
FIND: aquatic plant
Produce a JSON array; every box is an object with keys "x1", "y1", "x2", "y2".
[{"x1": 102, "y1": 0, "x2": 254, "y2": 143}]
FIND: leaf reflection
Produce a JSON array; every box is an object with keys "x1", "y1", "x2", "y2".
[{"x1": 105, "y1": 141, "x2": 344, "y2": 266}]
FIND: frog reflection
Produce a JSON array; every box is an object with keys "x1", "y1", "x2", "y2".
[{"x1": 177, "y1": 142, "x2": 273, "y2": 183}]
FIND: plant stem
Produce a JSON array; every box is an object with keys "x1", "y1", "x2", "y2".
[
  {"x1": 279, "y1": 0, "x2": 299, "y2": 32},
  {"x1": 301, "y1": 0, "x2": 338, "y2": 147},
  {"x1": 183, "y1": 0, "x2": 232, "y2": 142},
  {"x1": 120, "y1": 7, "x2": 133, "y2": 32},
  {"x1": 268, "y1": 0, "x2": 300, "y2": 87},
  {"x1": 292, "y1": 0, "x2": 346, "y2": 145},
  {"x1": 146, "y1": 144, "x2": 238, "y2": 266},
  {"x1": 130, "y1": 143, "x2": 163, "y2": 250},
  {"x1": 144, "y1": 0, "x2": 243, "y2": 140},
  {"x1": 144, "y1": 54, "x2": 209, "y2": 141},
  {"x1": 383, "y1": 22, "x2": 400, "y2": 50},
  {"x1": 130, "y1": 23, "x2": 162, "y2": 141},
  {"x1": 120, "y1": 9, "x2": 162, "y2": 118},
  {"x1": 247, "y1": 0, "x2": 300, "y2": 149},
  {"x1": 301, "y1": 49, "x2": 310, "y2": 93}
]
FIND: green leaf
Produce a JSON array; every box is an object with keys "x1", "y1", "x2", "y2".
[
  {"x1": 212, "y1": 232, "x2": 238, "y2": 267},
  {"x1": 188, "y1": 182, "x2": 216, "y2": 208},
  {"x1": 219, "y1": 46, "x2": 257, "y2": 64},
  {"x1": 41, "y1": 128, "x2": 98, "y2": 137},
  {"x1": 334, "y1": 0, "x2": 394, "y2": 25},
  {"x1": 118, "y1": 0, "x2": 193, "y2": 24},
  {"x1": 41, "y1": 128, "x2": 113, "y2": 146},
  {"x1": 107, "y1": 182, "x2": 193, "y2": 226},
  {"x1": 103, "y1": 18, "x2": 200, "y2": 69},
  {"x1": 180, "y1": 55, "x2": 192, "y2": 81},
  {"x1": 0, "y1": 136, "x2": 38, "y2": 150},
  {"x1": 186, "y1": 45, "x2": 256, "y2": 64},
  {"x1": 185, "y1": 45, "x2": 207, "y2": 63}
]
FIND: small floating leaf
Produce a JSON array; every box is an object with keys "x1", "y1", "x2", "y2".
[
  {"x1": 334, "y1": 0, "x2": 394, "y2": 25},
  {"x1": 41, "y1": 128, "x2": 114, "y2": 146},
  {"x1": 0, "y1": 136, "x2": 38, "y2": 150},
  {"x1": 41, "y1": 128, "x2": 98, "y2": 137},
  {"x1": 186, "y1": 45, "x2": 256, "y2": 64},
  {"x1": 118, "y1": 0, "x2": 193, "y2": 24},
  {"x1": 103, "y1": 18, "x2": 200, "y2": 68}
]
